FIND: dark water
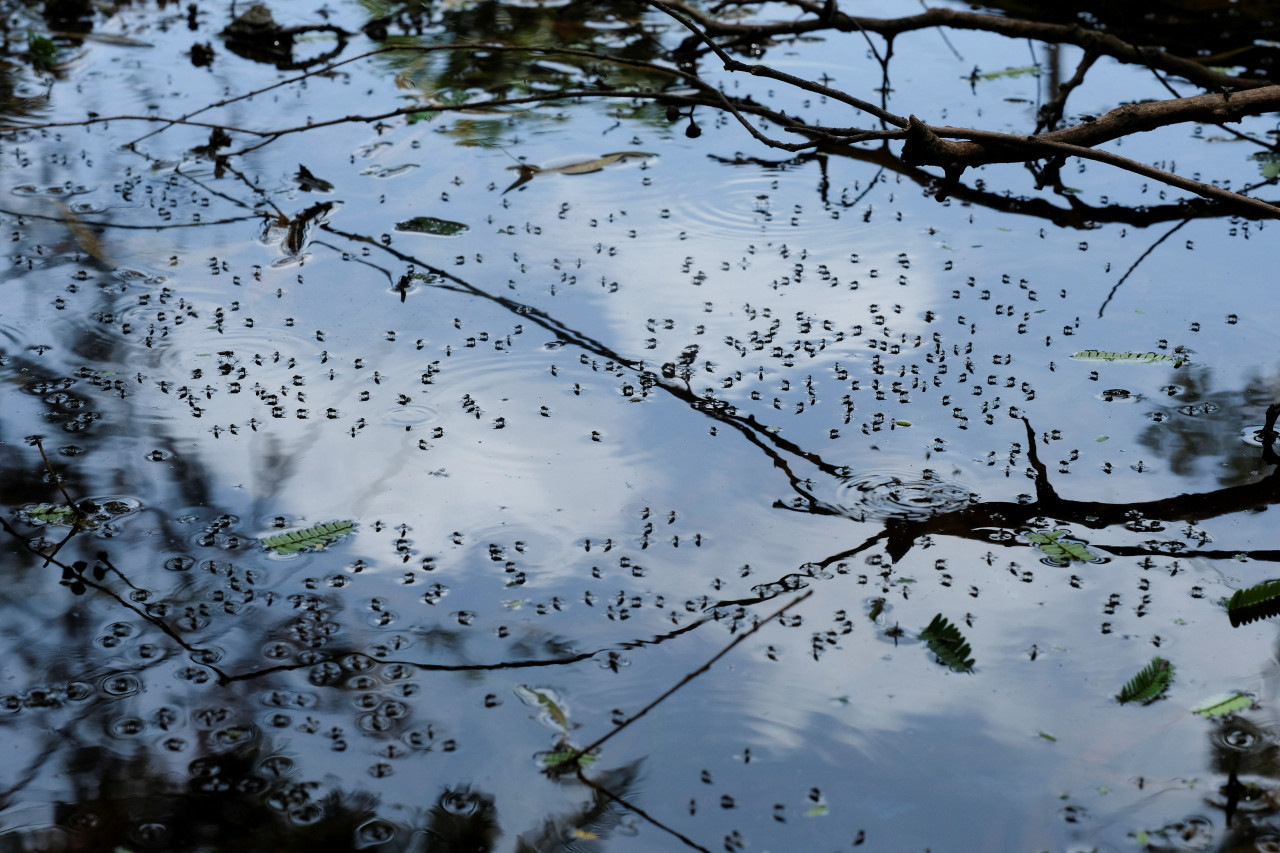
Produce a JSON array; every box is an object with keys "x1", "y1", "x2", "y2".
[{"x1": 1, "y1": 1, "x2": 1279, "y2": 850}]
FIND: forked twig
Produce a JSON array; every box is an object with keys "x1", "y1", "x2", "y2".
[{"x1": 564, "y1": 588, "x2": 813, "y2": 765}]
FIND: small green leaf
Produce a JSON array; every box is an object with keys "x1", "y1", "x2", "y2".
[
  {"x1": 1096, "y1": 436, "x2": 1109, "y2": 442},
  {"x1": 1252, "y1": 151, "x2": 1280, "y2": 179},
  {"x1": 25, "y1": 503, "x2": 80, "y2": 526},
  {"x1": 895, "y1": 420, "x2": 911, "y2": 426},
  {"x1": 1227, "y1": 579, "x2": 1280, "y2": 611},
  {"x1": 262, "y1": 520, "x2": 355, "y2": 555},
  {"x1": 540, "y1": 750, "x2": 596, "y2": 769},
  {"x1": 974, "y1": 64, "x2": 1040, "y2": 81},
  {"x1": 394, "y1": 216, "x2": 469, "y2": 236},
  {"x1": 804, "y1": 804, "x2": 829, "y2": 817},
  {"x1": 1038, "y1": 732, "x2": 1057, "y2": 742},
  {"x1": 867, "y1": 597, "x2": 885, "y2": 622},
  {"x1": 27, "y1": 31, "x2": 58, "y2": 71},
  {"x1": 919, "y1": 613, "x2": 975, "y2": 673},
  {"x1": 515, "y1": 685, "x2": 571, "y2": 731},
  {"x1": 1071, "y1": 350, "x2": 1183, "y2": 365},
  {"x1": 1025, "y1": 530, "x2": 1101, "y2": 565},
  {"x1": 1226, "y1": 579, "x2": 1280, "y2": 626},
  {"x1": 1190, "y1": 692, "x2": 1252, "y2": 718},
  {"x1": 1117, "y1": 656, "x2": 1174, "y2": 705}
]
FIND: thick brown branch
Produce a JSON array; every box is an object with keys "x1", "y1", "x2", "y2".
[{"x1": 660, "y1": 0, "x2": 1272, "y2": 92}]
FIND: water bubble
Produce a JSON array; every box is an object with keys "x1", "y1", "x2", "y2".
[
  {"x1": 100, "y1": 674, "x2": 141, "y2": 697},
  {"x1": 356, "y1": 818, "x2": 397, "y2": 848},
  {"x1": 107, "y1": 716, "x2": 146, "y2": 737},
  {"x1": 132, "y1": 823, "x2": 169, "y2": 845},
  {"x1": 440, "y1": 789, "x2": 486, "y2": 815},
  {"x1": 289, "y1": 803, "x2": 325, "y2": 825},
  {"x1": 164, "y1": 555, "x2": 195, "y2": 571},
  {"x1": 1255, "y1": 833, "x2": 1280, "y2": 853}
]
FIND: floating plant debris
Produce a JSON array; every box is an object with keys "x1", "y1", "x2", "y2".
[
  {"x1": 503, "y1": 151, "x2": 655, "y2": 193},
  {"x1": 515, "y1": 684, "x2": 571, "y2": 732},
  {"x1": 18, "y1": 497, "x2": 140, "y2": 529},
  {"x1": 1190, "y1": 692, "x2": 1253, "y2": 718},
  {"x1": 394, "y1": 216, "x2": 469, "y2": 236},
  {"x1": 1226, "y1": 579, "x2": 1280, "y2": 626},
  {"x1": 1072, "y1": 350, "x2": 1186, "y2": 366},
  {"x1": 1117, "y1": 657, "x2": 1174, "y2": 705},
  {"x1": 295, "y1": 164, "x2": 335, "y2": 192},
  {"x1": 262, "y1": 520, "x2": 355, "y2": 555},
  {"x1": 919, "y1": 614, "x2": 975, "y2": 673},
  {"x1": 1024, "y1": 530, "x2": 1103, "y2": 566}
]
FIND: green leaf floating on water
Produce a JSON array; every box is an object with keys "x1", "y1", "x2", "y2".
[
  {"x1": 919, "y1": 613, "x2": 975, "y2": 673},
  {"x1": 1071, "y1": 350, "x2": 1186, "y2": 366},
  {"x1": 25, "y1": 503, "x2": 81, "y2": 526},
  {"x1": 503, "y1": 151, "x2": 656, "y2": 193},
  {"x1": 1227, "y1": 579, "x2": 1280, "y2": 610},
  {"x1": 1226, "y1": 578, "x2": 1280, "y2": 626},
  {"x1": 262, "y1": 520, "x2": 355, "y2": 555},
  {"x1": 1117, "y1": 656, "x2": 1174, "y2": 705},
  {"x1": 975, "y1": 64, "x2": 1040, "y2": 81},
  {"x1": 515, "y1": 684, "x2": 571, "y2": 731},
  {"x1": 1253, "y1": 151, "x2": 1280, "y2": 180},
  {"x1": 394, "y1": 216, "x2": 469, "y2": 236},
  {"x1": 1025, "y1": 530, "x2": 1100, "y2": 565},
  {"x1": 867, "y1": 597, "x2": 886, "y2": 622},
  {"x1": 1190, "y1": 692, "x2": 1252, "y2": 718},
  {"x1": 541, "y1": 750, "x2": 597, "y2": 769}
]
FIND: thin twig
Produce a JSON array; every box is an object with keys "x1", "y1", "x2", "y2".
[
  {"x1": 567, "y1": 588, "x2": 813, "y2": 763},
  {"x1": 574, "y1": 770, "x2": 715, "y2": 853},
  {"x1": 31, "y1": 437, "x2": 77, "y2": 509},
  {"x1": 1098, "y1": 218, "x2": 1190, "y2": 317},
  {"x1": 648, "y1": 0, "x2": 909, "y2": 128},
  {"x1": 29, "y1": 437, "x2": 84, "y2": 566}
]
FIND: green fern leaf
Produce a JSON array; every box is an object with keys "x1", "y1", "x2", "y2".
[
  {"x1": 1189, "y1": 692, "x2": 1253, "y2": 718},
  {"x1": 919, "y1": 613, "x2": 975, "y2": 673},
  {"x1": 1071, "y1": 350, "x2": 1185, "y2": 366},
  {"x1": 1228, "y1": 579, "x2": 1280, "y2": 611},
  {"x1": 1117, "y1": 656, "x2": 1174, "y2": 705},
  {"x1": 1226, "y1": 579, "x2": 1280, "y2": 626},
  {"x1": 262, "y1": 520, "x2": 355, "y2": 555}
]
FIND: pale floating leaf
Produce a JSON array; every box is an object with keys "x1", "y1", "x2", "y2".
[
  {"x1": 1025, "y1": 530, "x2": 1102, "y2": 565},
  {"x1": 976, "y1": 65, "x2": 1040, "y2": 80},
  {"x1": 1190, "y1": 692, "x2": 1253, "y2": 718},
  {"x1": 515, "y1": 685, "x2": 571, "y2": 731},
  {"x1": 1071, "y1": 350, "x2": 1186, "y2": 366},
  {"x1": 503, "y1": 151, "x2": 655, "y2": 192}
]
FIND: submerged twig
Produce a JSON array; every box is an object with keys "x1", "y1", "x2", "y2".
[{"x1": 564, "y1": 588, "x2": 813, "y2": 765}]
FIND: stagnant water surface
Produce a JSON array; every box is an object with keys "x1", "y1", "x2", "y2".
[{"x1": 1, "y1": 0, "x2": 1279, "y2": 850}]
